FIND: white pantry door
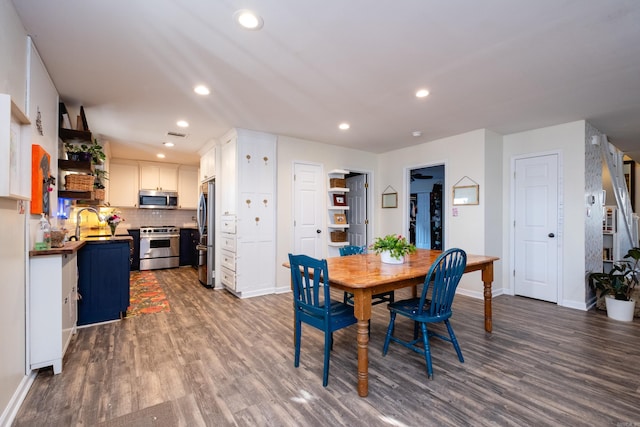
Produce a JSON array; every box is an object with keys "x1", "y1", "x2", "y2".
[
  {"x1": 293, "y1": 162, "x2": 323, "y2": 258},
  {"x1": 514, "y1": 154, "x2": 559, "y2": 302}
]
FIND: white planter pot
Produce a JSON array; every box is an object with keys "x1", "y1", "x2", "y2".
[
  {"x1": 604, "y1": 296, "x2": 636, "y2": 322},
  {"x1": 380, "y1": 250, "x2": 404, "y2": 264}
]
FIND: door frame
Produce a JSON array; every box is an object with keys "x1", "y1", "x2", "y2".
[
  {"x1": 405, "y1": 161, "x2": 446, "y2": 249},
  {"x1": 345, "y1": 168, "x2": 374, "y2": 248},
  {"x1": 509, "y1": 150, "x2": 564, "y2": 301},
  {"x1": 292, "y1": 161, "x2": 325, "y2": 257}
]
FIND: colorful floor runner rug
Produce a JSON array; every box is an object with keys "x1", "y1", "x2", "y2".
[{"x1": 128, "y1": 270, "x2": 171, "y2": 317}]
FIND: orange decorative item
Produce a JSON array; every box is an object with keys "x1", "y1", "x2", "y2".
[{"x1": 31, "y1": 145, "x2": 51, "y2": 215}]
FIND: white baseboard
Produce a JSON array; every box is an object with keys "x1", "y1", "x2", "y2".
[
  {"x1": 0, "y1": 371, "x2": 36, "y2": 427},
  {"x1": 456, "y1": 287, "x2": 505, "y2": 300}
]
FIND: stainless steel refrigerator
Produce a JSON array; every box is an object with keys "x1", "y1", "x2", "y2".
[{"x1": 196, "y1": 179, "x2": 215, "y2": 287}]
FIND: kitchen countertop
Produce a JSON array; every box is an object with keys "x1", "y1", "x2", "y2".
[
  {"x1": 29, "y1": 235, "x2": 134, "y2": 257},
  {"x1": 29, "y1": 241, "x2": 86, "y2": 257}
]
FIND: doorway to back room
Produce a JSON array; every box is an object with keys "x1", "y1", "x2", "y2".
[{"x1": 409, "y1": 165, "x2": 445, "y2": 250}]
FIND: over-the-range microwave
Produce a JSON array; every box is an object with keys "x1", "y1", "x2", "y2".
[{"x1": 138, "y1": 190, "x2": 178, "y2": 209}]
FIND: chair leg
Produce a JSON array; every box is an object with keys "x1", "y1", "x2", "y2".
[
  {"x1": 323, "y1": 331, "x2": 332, "y2": 387},
  {"x1": 294, "y1": 320, "x2": 302, "y2": 368},
  {"x1": 413, "y1": 320, "x2": 419, "y2": 340},
  {"x1": 382, "y1": 312, "x2": 396, "y2": 355},
  {"x1": 420, "y1": 322, "x2": 433, "y2": 379},
  {"x1": 445, "y1": 319, "x2": 464, "y2": 363}
]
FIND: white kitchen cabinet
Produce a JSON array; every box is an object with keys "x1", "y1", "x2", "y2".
[
  {"x1": 139, "y1": 163, "x2": 178, "y2": 191},
  {"x1": 29, "y1": 252, "x2": 78, "y2": 374},
  {"x1": 178, "y1": 165, "x2": 199, "y2": 209},
  {"x1": 0, "y1": 94, "x2": 31, "y2": 200},
  {"x1": 220, "y1": 137, "x2": 237, "y2": 215},
  {"x1": 218, "y1": 128, "x2": 277, "y2": 298},
  {"x1": 200, "y1": 146, "x2": 216, "y2": 182},
  {"x1": 108, "y1": 160, "x2": 139, "y2": 207}
]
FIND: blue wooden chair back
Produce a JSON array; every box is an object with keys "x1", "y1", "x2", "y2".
[
  {"x1": 339, "y1": 245, "x2": 366, "y2": 256},
  {"x1": 288, "y1": 253, "x2": 357, "y2": 386},
  {"x1": 288, "y1": 254, "x2": 330, "y2": 328},
  {"x1": 418, "y1": 248, "x2": 467, "y2": 319}
]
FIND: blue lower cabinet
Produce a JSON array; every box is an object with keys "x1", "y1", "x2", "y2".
[
  {"x1": 77, "y1": 241, "x2": 130, "y2": 326},
  {"x1": 128, "y1": 229, "x2": 140, "y2": 271}
]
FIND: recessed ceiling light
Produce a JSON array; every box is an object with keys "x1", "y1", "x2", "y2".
[
  {"x1": 163, "y1": 142, "x2": 175, "y2": 147},
  {"x1": 157, "y1": 153, "x2": 166, "y2": 159},
  {"x1": 234, "y1": 9, "x2": 264, "y2": 30},
  {"x1": 176, "y1": 120, "x2": 189, "y2": 128},
  {"x1": 194, "y1": 85, "x2": 210, "y2": 95},
  {"x1": 338, "y1": 122, "x2": 350, "y2": 130},
  {"x1": 412, "y1": 131, "x2": 422, "y2": 137},
  {"x1": 415, "y1": 89, "x2": 430, "y2": 98}
]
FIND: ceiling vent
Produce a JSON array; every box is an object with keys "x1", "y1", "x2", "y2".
[{"x1": 167, "y1": 131, "x2": 187, "y2": 138}]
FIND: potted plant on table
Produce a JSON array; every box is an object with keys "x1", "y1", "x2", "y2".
[
  {"x1": 589, "y1": 247, "x2": 640, "y2": 321},
  {"x1": 371, "y1": 234, "x2": 416, "y2": 264}
]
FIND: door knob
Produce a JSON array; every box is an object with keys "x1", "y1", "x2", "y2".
[
  {"x1": 316, "y1": 229, "x2": 322, "y2": 234},
  {"x1": 548, "y1": 233, "x2": 555, "y2": 238}
]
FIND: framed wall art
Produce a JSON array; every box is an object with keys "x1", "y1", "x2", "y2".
[
  {"x1": 332, "y1": 194, "x2": 347, "y2": 206},
  {"x1": 382, "y1": 185, "x2": 398, "y2": 208},
  {"x1": 334, "y1": 213, "x2": 347, "y2": 224}
]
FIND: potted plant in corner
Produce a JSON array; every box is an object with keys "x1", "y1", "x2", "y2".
[
  {"x1": 589, "y1": 247, "x2": 640, "y2": 321},
  {"x1": 370, "y1": 234, "x2": 416, "y2": 264},
  {"x1": 93, "y1": 168, "x2": 108, "y2": 201}
]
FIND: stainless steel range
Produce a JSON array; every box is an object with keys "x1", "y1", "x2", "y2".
[{"x1": 139, "y1": 226, "x2": 180, "y2": 270}]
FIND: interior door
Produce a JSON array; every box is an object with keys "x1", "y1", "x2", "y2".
[
  {"x1": 293, "y1": 162, "x2": 323, "y2": 257},
  {"x1": 346, "y1": 174, "x2": 367, "y2": 246},
  {"x1": 514, "y1": 154, "x2": 559, "y2": 302}
]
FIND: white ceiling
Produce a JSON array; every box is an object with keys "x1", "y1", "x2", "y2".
[{"x1": 13, "y1": 0, "x2": 640, "y2": 166}]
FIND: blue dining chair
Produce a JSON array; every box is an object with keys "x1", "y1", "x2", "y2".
[
  {"x1": 382, "y1": 248, "x2": 467, "y2": 379},
  {"x1": 340, "y1": 245, "x2": 395, "y2": 306},
  {"x1": 288, "y1": 253, "x2": 357, "y2": 387}
]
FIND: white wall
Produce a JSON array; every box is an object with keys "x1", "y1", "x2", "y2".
[
  {"x1": 502, "y1": 121, "x2": 587, "y2": 309},
  {"x1": 275, "y1": 135, "x2": 378, "y2": 287},
  {"x1": 377, "y1": 129, "x2": 501, "y2": 297},
  {"x1": 0, "y1": 0, "x2": 30, "y2": 424}
]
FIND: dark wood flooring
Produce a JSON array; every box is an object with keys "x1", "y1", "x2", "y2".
[{"x1": 12, "y1": 267, "x2": 640, "y2": 426}]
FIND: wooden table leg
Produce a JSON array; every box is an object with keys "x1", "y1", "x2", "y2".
[
  {"x1": 352, "y1": 290, "x2": 372, "y2": 397},
  {"x1": 481, "y1": 262, "x2": 494, "y2": 333}
]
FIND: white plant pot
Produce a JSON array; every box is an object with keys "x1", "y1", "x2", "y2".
[
  {"x1": 380, "y1": 250, "x2": 404, "y2": 264},
  {"x1": 604, "y1": 296, "x2": 636, "y2": 322}
]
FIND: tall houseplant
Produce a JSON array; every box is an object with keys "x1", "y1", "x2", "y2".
[{"x1": 589, "y1": 247, "x2": 640, "y2": 321}]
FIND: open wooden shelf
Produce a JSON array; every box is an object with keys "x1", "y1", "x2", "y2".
[{"x1": 59, "y1": 128, "x2": 91, "y2": 143}]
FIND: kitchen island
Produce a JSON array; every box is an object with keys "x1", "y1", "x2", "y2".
[{"x1": 77, "y1": 235, "x2": 132, "y2": 326}]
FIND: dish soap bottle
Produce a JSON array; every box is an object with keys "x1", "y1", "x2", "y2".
[{"x1": 35, "y1": 213, "x2": 52, "y2": 250}]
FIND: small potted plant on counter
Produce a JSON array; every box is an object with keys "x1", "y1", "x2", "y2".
[{"x1": 589, "y1": 247, "x2": 640, "y2": 321}]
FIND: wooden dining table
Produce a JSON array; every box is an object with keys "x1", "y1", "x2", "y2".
[{"x1": 285, "y1": 248, "x2": 499, "y2": 397}]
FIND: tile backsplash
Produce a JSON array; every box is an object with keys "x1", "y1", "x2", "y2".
[{"x1": 67, "y1": 206, "x2": 197, "y2": 233}]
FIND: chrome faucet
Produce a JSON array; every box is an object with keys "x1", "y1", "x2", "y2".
[{"x1": 73, "y1": 207, "x2": 103, "y2": 240}]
